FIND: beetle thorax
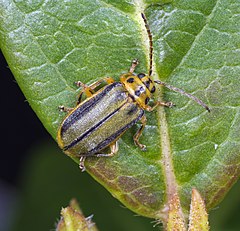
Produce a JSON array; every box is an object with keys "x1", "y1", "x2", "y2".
[{"x1": 120, "y1": 72, "x2": 156, "y2": 110}]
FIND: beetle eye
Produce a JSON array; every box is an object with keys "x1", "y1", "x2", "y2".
[{"x1": 137, "y1": 73, "x2": 146, "y2": 78}]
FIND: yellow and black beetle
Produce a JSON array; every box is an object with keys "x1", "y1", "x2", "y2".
[{"x1": 57, "y1": 13, "x2": 210, "y2": 170}]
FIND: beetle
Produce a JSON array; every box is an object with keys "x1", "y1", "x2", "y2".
[{"x1": 57, "y1": 13, "x2": 210, "y2": 171}]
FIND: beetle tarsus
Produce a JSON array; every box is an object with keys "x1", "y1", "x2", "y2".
[
  {"x1": 129, "y1": 59, "x2": 139, "y2": 73},
  {"x1": 58, "y1": 105, "x2": 73, "y2": 112},
  {"x1": 133, "y1": 115, "x2": 147, "y2": 150},
  {"x1": 95, "y1": 142, "x2": 118, "y2": 157},
  {"x1": 134, "y1": 140, "x2": 147, "y2": 151},
  {"x1": 79, "y1": 156, "x2": 86, "y2": 172},
  {"x1": 139, "y1": 143, "x2": 147, "y2": 151},
  {"x1": 161, "y1": 101, "x2": 175, "y2": 108},
  {"x1": 75, "y1": 81, "x2": 85, "y2": 88}
]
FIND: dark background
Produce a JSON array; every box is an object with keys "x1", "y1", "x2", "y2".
[
  {"x1": 1, "y1": 52, "x2": 48, "y2": 185},
  {"x1": 0, "y1": 51, "x2": 49, "y2": 230}
]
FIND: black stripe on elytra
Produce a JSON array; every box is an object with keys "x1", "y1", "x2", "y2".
[
  {"x1": 61, "y1": 82, "x2": 122, "y2": 136},
  {"x1": 63, "y1": 101, "x2": 126, "y2": 151},
  {"x1": 150, "y1": 86, "x2": 156, "y2": 93},
  {"x1": 127, "y1": 77, "x2": 134, "y2": 83},
  {"x1": 86, "y1": 108, "x2": 144, "y2": 156}
]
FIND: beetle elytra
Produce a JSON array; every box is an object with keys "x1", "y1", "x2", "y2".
[{"x1": 57, "y1": 13, "x2": 210, "y2": 171}]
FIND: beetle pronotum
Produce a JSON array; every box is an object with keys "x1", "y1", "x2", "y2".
[{"x1": 57, "y1": 13, "x2": 210, "y2": 171}]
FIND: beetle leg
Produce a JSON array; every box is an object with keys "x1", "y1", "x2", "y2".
[
  {"x1": 58, "y1": 105, "x2": 74, "y2": 112},
  {"x1": 101, "y1": 77, "x2": 115, "y2": 85},
  {"x1": 133, "y1": 115, "x2": 147, "y2": 151},
  {"x1": 78, "y1": 142, "x2": 119, "y2": 171},
  {"x1": 87, "y1": 77, "x2": 115, "y2": 88},
  {"x1": 79, "y1": 156, "x2": 86, "y2": 172},
  {"x1": 76, "y1": 81, "x2": 95, "y2": 98},
  {"x1": 75, "y1": 82, "x2": 96, "y2": 105},
  {"x1": 95, "y1": 141, "x2": 119, "y2": 157},
  {"x1": 75, "y1": 77, "x2": 115, "y2": 104},
  {"x1": 76, "y1": 77, "x2": 115, "y2": 91},
  {"x1": 129, "y1": 59, "x2": 139, "y2": 73},
  {"x1": 145, "y1": 101, "x2": 175, "y2": 112}
]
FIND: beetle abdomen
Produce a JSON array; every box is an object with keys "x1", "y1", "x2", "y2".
[{"x1": 58, "y1": 82, "x2": 144, "y2": 156}]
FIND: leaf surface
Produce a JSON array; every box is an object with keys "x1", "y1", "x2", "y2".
[{"x1": 1, "y1": 0, "x2": 240, "y2": 219}]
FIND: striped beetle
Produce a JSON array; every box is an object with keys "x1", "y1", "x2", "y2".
[{"x1": 57, "y1": 13, "x2": 210, "y2": 171}]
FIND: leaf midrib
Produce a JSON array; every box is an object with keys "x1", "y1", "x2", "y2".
[
  {"x1": 150, "y1": 0, "x2": 220, "y2": 217},
  {"x1": 133, "y1": 0, "x2": 179, "y2": 217}
]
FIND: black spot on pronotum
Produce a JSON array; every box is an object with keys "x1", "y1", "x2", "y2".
[
  {"x1": 135, "y1": 90, "x2": 141, "y2": 97},
  {"x1": 150, "y1": 86, "x2": 156, "y2": 93},
  {"x1": 135, "y1": 86, "x2": 145, "y2": 97},
  {"x1": 127, "y1": 77, "x2": 134, "y2": 83},
  {"x1": 138, "y1": 73, "x2": 146, "y2": 78}
]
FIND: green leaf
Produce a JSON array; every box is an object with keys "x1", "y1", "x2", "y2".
[{"x1": 1, "y1": 0, "x2": 240, "y2": 221}]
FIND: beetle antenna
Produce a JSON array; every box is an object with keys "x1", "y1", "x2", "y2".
[
  {"x1": 141, "y1": 13, "x2": 153, "y2": 76},
  {"x1": 141, "y1": 13, "x2": 210, "y2": 112},
  {"x1": 154, "y1": 80, "x2": 211, "y2": 112}
]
